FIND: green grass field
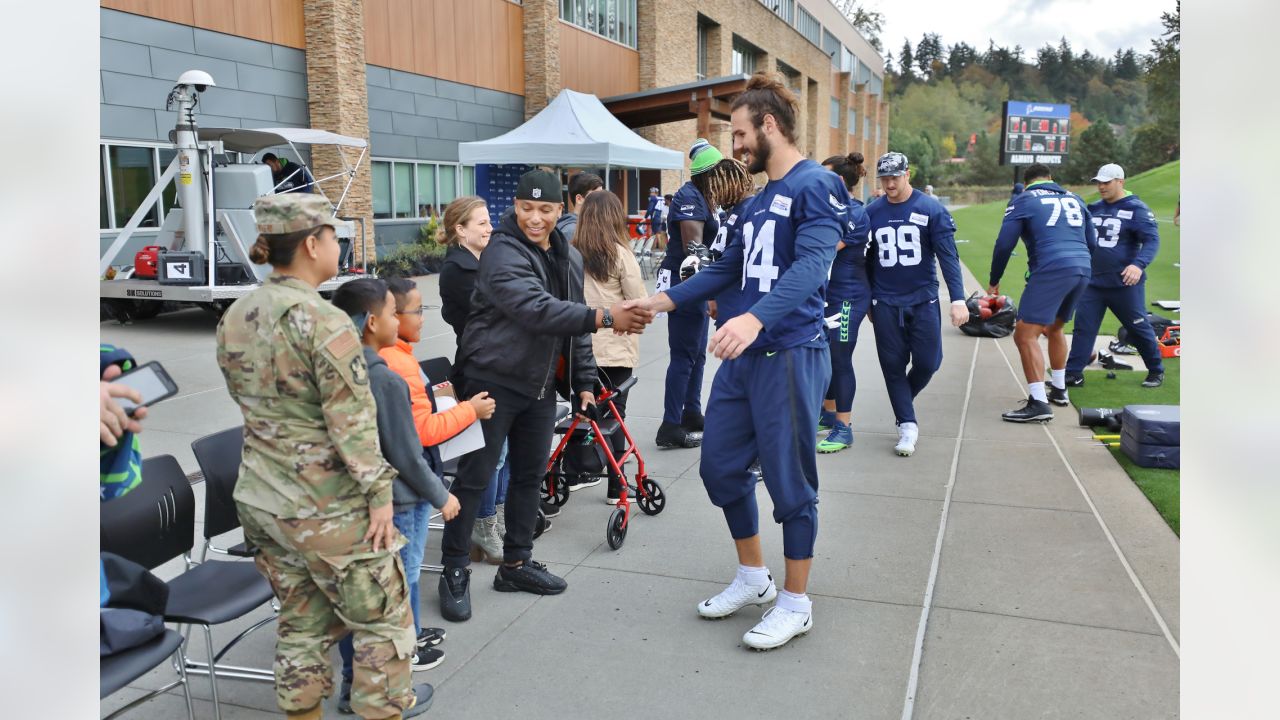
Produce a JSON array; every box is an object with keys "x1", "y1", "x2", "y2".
[
  {"x1": 951, "y1": 161, "x2": 1181, "y2": 335},
  {"x1": 1068, "y1": 361, "x2": 1180, "y2": 535},
  {"x1": 950, "y1": 162, "x2": 1181, "y2": 534}
]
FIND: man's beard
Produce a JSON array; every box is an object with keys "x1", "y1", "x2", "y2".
[{"x1": 746, "y1": 131, "x2": 772, "y2": 175}]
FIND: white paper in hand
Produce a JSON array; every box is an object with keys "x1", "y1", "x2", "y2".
[{"x1": 432, "y1": 394, "x2": 486, "y2": 462}]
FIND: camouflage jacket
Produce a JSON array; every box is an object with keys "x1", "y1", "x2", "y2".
[{"x1": 216, "y1": 274, "x2": 395, "y2": 518}]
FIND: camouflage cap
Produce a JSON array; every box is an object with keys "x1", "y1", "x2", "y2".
[
  {"x1": 876, "y1": 152, "x2": 910, "y2": 177},
  {"x1": 254, "y1": 193, "x2": 337, "y2": 235}
]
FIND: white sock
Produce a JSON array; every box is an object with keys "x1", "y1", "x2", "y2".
[
  {"x1": 1029, "y1": 381, "x2": 1048, "y2": 403},
  {"x1": 738, "y1": 565, "x2": 771, "y2": 586},
  {"x1": 1050, "y1": 368, "x2": 1066, "y2": 390},
  {"x1": 775, "y1": 589, "x2": 812, "y2": 614}
]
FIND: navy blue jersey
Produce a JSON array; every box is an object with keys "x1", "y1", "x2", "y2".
[
  {"x1": 827, "y1": 196, "x2": 870, "y2": 301},
  {"x1": 864, "y1": 189, "x2": 965, "y2": 306},
  {"x1": 667, "y1": 159, "x2": 844, "y2": 352},
  {"x1": 1087, "y1": 192, "x2": 1159, "y2": 288},
  {"x1": 991, "y1": 180, "x2": 1096, "y2": 285},
  {"x1": 708, "y1": 200, "x2": 750, "y2": 326},
  {"x1": 660, "y1": 181, "x2": 718, "y2": 280}
]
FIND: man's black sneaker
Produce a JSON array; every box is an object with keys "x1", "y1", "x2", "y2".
[
  {"x1": 681, "y1": 409, "x2": 705, "y2": 432},
  {"x1": 1002, "y1": 397, "x2": 1055, "y2": 423},
  {"x1": 656, "y1": 421, "x2": 702, "y2": 448},
  {"x1": 438, "y1": 567, "x2": 471, "y2": 622},
  {"x1": 417, "y1": 627, "x2": 446, "y2": 648},
  {"x1": 412, "y1": 646, "x2": 445, "y2": 671},
  {"x1": 540, "y1": 500, "x2": 561, "y2": 519},
  {"x1": 568, "y1": 475, "x2": 602, "y2": 492},
  {"x1": 1047, "y1": 385, "x2": 1070, "y2": 407},
  {"x1": 493, "y1": 559, "x2": 568, "y2": 595},
  {"x1": 1096, "y1": 351, "x2": 1133, "y2": 371},
  {"x1": 1141, "y1": 371, "x2": 1165, "y2": 388},
  {"x1": 1064, "y1": 373, "x2": 1085, "y2": 387}
]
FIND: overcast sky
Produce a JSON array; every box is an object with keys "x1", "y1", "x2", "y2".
[{"x1": 864, "y1": 0, "x2": 1175, "y2": 62}]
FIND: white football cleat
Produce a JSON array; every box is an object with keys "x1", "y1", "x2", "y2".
[
  {"x1": 742, "y1": 606, "x2": 813, "y2": 650},
  {"x1": 697, "y1": 575, "x2": 777, "y2": 619},
  {"x1": 895, "y1": 422, "x2": 918, "y2": 456}
]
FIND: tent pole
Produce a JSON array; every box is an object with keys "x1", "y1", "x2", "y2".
[{"x1": 604, "y1": 164, "x2": 611, "y2": 190}]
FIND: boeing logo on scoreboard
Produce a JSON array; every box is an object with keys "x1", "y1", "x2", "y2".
[{"x1": 1006, "y1": 100, "x2": 1071, "y2": 119}]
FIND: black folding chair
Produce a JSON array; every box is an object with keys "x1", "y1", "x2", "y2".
[
  {"x1": 101, "y1": 455, "x2": 276, "y2": 720},
  {"x1": 189, "y1": 428, "x2": 277, "y2": 683},
  {"x1": 101, "y1": 628, "x2": 194, "y2": 719}
]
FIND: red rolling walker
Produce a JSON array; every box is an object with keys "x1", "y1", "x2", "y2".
[{"x1": 541, "y1": 376, "x2": 666, "y2": 549}]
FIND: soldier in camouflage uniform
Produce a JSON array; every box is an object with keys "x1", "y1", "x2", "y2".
[{"x1": 216, "y1": 194, "x2": 432, "y2": 719}]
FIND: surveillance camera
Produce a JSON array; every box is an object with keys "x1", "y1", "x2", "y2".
[{"x1": 176, "y1": 69, "x2": 216, "y2": 92}]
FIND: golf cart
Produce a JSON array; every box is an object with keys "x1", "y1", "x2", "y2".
[{"x1": 100, "y1": 70, "x2": 371, "y2": 320}]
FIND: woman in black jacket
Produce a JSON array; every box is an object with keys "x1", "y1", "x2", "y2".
[
  {"x1": 435, "y1": 170, "x2": 653, "y2": 622},
  {"x1": 438, "y1": 196, "x2": 492, "y2": 341}
]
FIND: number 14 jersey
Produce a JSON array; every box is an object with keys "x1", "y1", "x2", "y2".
[{"x1": 864, "y1": 189, "x2": 966, "y2": 307}]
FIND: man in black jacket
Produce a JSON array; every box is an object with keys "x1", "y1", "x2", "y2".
[{"x1": 438, "y1": 169, "x2": 653, "y2": 621}]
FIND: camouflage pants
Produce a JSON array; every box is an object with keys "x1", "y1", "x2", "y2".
[{"x1": 238, "y1": 503, "x2": 416, "y2": 718}]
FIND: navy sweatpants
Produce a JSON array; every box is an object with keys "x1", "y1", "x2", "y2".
[
  {"x1": 824, "y1": 294, "x2": 871, "y2": 414},
  {"x1": 1066, "y1": 282, "x2": 1165, "y2": 375},
  {"x1": 663, "y1": 302, "x2": 709, "y2": 424},
  {"x1": 700, "y1": 344, "x2": 830, "y2": 560},
  {"x1": 871, "y1": 299, "x2": 942, "y2": 425}
]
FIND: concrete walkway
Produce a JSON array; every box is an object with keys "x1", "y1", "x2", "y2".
[{"x1": 101, "y1": 266, "x2": 1179, "y2": 719}]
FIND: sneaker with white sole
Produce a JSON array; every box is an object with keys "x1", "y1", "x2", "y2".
[
  {"x1": 697, "y1": 574, "x2": 777, "y2": 619},
  {"x1": 742, "y1": 606, "x2": 813, "y2": 650},
  {"x1": 894, "y1": 422, "x2": 918, "y2": 456}
]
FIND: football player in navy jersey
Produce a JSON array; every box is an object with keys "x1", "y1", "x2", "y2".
[
  {"x1": 989, "y1": 163, "x2": 1096, "y2": 422},
  {"x1": 653, "y1": 139, "x2": 736, "y2": 449},
  {"x1": 629, "y1": 73, "x2": 844, "y2": 650},
  {"x1": 865, "y1": 152, "x2": 969, "y2": 456},
  {"x1": 1064, "y1": 163, "x2": 1165, "y2": 388},
  {"x1": 815, "y1": 153, "x2": 872, "y2": 454}
]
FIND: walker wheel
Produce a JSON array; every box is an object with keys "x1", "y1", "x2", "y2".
[
  {"x1": 533, "y1": 508, "x2": 547, "y2": 539},
  {"x1": 606, "y1": 507, "x2": 627, "y2": 550},
  {"x1": 541, "y1": 464, "x2": 570, "y2": 506},
  {"x1": 637, "y1": 478, "x2": 666, "y2": 516}
]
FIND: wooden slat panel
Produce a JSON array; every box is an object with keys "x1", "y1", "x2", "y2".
[
  {"x1": 233, "y1": 0, "x2": 273, "y2": 43},
  {"x1": 364, "y1": 0, "x2": 392, "y2": 69},
  {"x1": 268, "y1": 0, "x2": 304, "y2": 48},
  {"x1": 386, "y1": 0, "x2": 415, "y2": 73},
  {"x1": 472, "y1": 0, "x2": 494, "y2": 90},
  {"x1": 103, "y1": 0, "x2": 196, "y2": 26},
  {"x1": 191, "y1": 0, "x2": 236, "y2": 35},
  {"x1": 410, "y1": 0, "x2": 432, "y2": 78},
  {"x1": 507, "y1": 2, "x2": 523, "y2": 95},
  {"x1": 433, "y1": 1, "x2": 458, "y2": 83},
  {"x1": 559, "y1": 22, "x2": 639, "y2": 99}
]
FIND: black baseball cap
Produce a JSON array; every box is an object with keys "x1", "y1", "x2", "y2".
[{"x1": 515, "y1": 169, "x2": 563, "y2": 203}]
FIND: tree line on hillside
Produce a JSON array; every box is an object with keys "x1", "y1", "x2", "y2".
[{"x1": 871, "y1": 2, "x2": 1179, "y2": 189}]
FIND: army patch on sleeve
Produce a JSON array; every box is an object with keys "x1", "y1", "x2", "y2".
[
  {"x1": 324, "y1": 330, "x2": 360, "y2": 362},
  {"x1": 349, "y1": 354, "x2": 369, "y2": 385}
]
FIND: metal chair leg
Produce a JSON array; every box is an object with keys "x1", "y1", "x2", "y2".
[
  {"x1": 203, "y1": 625, "x2": 222, "y2": 720},
  {"x1": 175, "y1": 644, "x2": 195, "y2": 720}
]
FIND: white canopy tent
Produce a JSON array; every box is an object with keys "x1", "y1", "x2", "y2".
[{"x1": 457, "y1": 89, "x2": 683, "y2": 182}]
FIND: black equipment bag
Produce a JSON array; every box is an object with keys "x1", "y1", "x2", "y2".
[
  {"x1": 1117, "y1": 313, "x2": 1176, "y2": 347},
  {"x1": 959, "y1": 292, "x2": 1017, "y2": 338}
]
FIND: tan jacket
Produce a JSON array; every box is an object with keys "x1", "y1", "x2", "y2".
[{"x1": 583, "y1": 248, "x2": 646, "y2": 368}]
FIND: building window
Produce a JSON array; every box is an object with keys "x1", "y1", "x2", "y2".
[
  {"x1": 373, "y1": 158, "x2": 474, "y2": 220},
  {"x1": 829, "y1": 97, "x2": 840, "y2": 128},
  {"x1": 696, "y1": 18, "x2": 710, "y2": 80},
  {"x1": 732, "y1": 36, "x2": 758, "y2": 76},
  {"x1": 99, "y1": 141, "x2": 186, "y2": 230},
  {"x1": 822, "y1": 30, "x2": 841, "y2": 69},
  {"x1": 864, "y1": 117, "x2": 871, "y2": 139},
  {"x1": 561, "y1": 0, "x2": 636, "y2": 48},
  {"x1": 848, "y1": 109, "x2": 857, "y2": 134},
  {"x1": 777, "y1": 60, "x2": 801, "y2": 93},
  {"x1": 758, "y1": 0, "x2": 793, "y2": 24},
  {"x1": 868, "y1": 74, "x2": 883, "y2": 96},
  {"x1": 796, "y1": 7, "x2": 820, "y2": 47}
]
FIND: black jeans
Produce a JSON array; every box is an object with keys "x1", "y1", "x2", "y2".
[{"x1": 440, "y1": 381, "x2": 558, "y2": 568}]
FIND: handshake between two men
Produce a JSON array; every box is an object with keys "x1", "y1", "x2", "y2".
[{"x1": 617, "y1": 292, "x2": 762, "y2": 363}]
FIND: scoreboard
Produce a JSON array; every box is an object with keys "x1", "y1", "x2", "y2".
[{"x1": 1000, "y1": 100, "x2": 1072, "y2": 166}]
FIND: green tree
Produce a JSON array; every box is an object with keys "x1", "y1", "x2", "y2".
[
  {"x1": 832, "y1": 1, "x2": 885, "y2": 53},
  {"x1": 1065, "y1": 121, "x2": 1125, "y2": 184},
  {"x1": 888, "y1": 127, "x2": 938, "y2": 188},
  {"x1": 916, "y1": 33, "x2": 945, "y2": 79},
  {"x1": 1145, "y1": 1, "x2": 1180, "y2": 156},
  {"x1": 898, "y1": 40, "x2": 917, "y2": 86},
  {"x1": 961, "y1": 131, "x2": 1007, "y2": 186},
  {"x1": 1128, "y1": 123, "x2": 1178, "y2": 174}
]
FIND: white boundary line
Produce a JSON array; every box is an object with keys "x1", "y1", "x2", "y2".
[
  {"x1": 991, "y1": 337, "x2": 1181, "y2": 658},
  {"x1": 899, "y1": 337, "x2": 981, "y2": 720}
]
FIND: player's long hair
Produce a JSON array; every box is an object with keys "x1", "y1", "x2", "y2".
[
  {"x1": 692, "y1": 157, "x2": 756, "y2": 211},
  {"x1": 821, "y1": 152, "x2": 867, "y2": 193},
  {"x1": 730, "y1": 73, "x2": 800, "y2": 145},
  {"x1": 573, "y1": 191, "x2": 629, "y2": 282}
]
